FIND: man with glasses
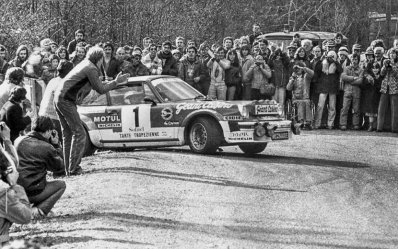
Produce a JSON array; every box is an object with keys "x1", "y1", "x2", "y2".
[
  {"x1": 121, "y1": 50, "x2": 149, "y2": 77},
  {"x1": 157, "y1": 41, "x2": 178, "y2": 76}
]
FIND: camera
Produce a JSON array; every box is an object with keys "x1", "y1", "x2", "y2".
[{"x1": 51, "y1": 130, "x2": 56, "y2": 137}]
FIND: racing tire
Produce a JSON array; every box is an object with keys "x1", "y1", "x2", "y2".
[
  {"x1": 83, "y1": 129, "x2": 96, "y2": 157},
  {"x1": 188, "y1": 117, "x2": 222, "y2": 154},
  {"x1": 239, "y1": 143, "x2": 267, "y2": 155}
]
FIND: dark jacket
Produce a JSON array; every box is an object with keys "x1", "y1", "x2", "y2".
[
  {"x1": 121, "y1": 60, "x2": 149, "y2": 77},
  {"x1": 102, "y1": 56, "x2": 122, "y2": 79},
  {"x1": 270, "y1": 52, "x2": 290, "y2": 88},
  {"x1": 314, "y1": 60, "x2": 343, "y2": 94},
  {"x1": 14, "y1": 131, "x2": 64, "y2": 196},
  {"x1": 0, "y1": 100, "x2": 31, "y2": 142},
  {"x1": 361, "y1": 61, "x2": 382, "y2": 114},
  {"x1": 54, "y1": 59, "x2": 117, "y2": 104},
  {"x1": 178, "y1": 58, "x2": 208, "y2": 87},
  {"x1": 225, "y1": 65, "x2": 241, "y2": 87},
  {"x1": 157, "y1": 51, "x2": 178, "y2": 76}
]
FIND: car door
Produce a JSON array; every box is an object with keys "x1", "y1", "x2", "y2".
[{"x1": 99, "y1": 82, "x2": 176, "y2": 146}]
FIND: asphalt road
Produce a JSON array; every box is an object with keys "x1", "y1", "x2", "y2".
[{"x1": 14, "y1": 130, "x2": 398, "y2": 249}]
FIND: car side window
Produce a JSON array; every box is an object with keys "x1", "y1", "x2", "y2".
[
  {"x1": 80, "y1": 90, "x2": 108, "y2": 106},
  {"x1": 109, "y1": 84, "x2": 145, "y2": 105},
  {"x1": 143, "y1": 84, "x2": 159, "y2": 103}
]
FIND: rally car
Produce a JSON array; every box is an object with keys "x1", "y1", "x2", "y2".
[{"x1": 78, "y1": 75, "x2": 297, "y2": 155}]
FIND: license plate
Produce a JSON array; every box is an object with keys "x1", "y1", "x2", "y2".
[
  {"x1": 255, "y1": 105, "x2": 278, "y2": 115},
  {"x1": 272, "y1": 132, "x2": 289, "y2": 140}
]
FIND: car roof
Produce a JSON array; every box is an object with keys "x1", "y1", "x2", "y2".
[
  {"x1": 127, "y1": 75, "x2": 175, "y2": 83},
  {"x1": 258, "y1": 31, "x2": 348, "y2": 41}
]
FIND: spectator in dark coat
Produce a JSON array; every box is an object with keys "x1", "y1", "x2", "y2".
[
  {"x1": 248, "y1": 24, "x2": 263, "y2": 45},
  {"x1": 67, "y1": 29, "x2": 85, "y2": 55},
  {"x1": 101, "y1": 42, "x2": 122, "y2": 79},
  {"x1": 178, "y1": 46, "x2": 208, "y2": 94},
  {"x1": 0, "y1": 86, "x2": 32, "y2": 142},
  {"x1": 314, "y1": 50, "x2": 343, "y2": 129},
  {"x1": 120, "y1": 51, "x2": 149, "y2": 77},
  {"x1": 157, "y1": 41, "x2": 178, "y2": 76},
  {"x1": 224, "y1": 49, "x2": 241, "y2": 100}
]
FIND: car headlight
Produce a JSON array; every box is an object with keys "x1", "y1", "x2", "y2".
[
  {"x1": 239, "y1": 106, "x2": 250, "y2": 119},
  {"x1": 254, "y1": 124, "x2": 266, "y2": 137},
  {"x1": 277, "y1": 104, "x2": 283, "y2": 117}
]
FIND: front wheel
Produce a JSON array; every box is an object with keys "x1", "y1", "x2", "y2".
[
  {"x1": 239, "y1": 143, "x2": 267, "y2": 154},
  {"x1": 188, "y1": 117, "x2": 222, "y2": 154}
]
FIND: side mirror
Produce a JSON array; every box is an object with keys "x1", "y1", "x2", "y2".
[{"x1": 144, "y1": 96, "x2": 157, "y2": 106}]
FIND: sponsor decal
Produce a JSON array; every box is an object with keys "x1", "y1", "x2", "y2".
[
  {"x1": 164, "y1": 121, "x2": 179, "y2": 126},
  {"x1": 161, "y1": 107, "x2": 173, "y2": 120},
  {"x1": 90, "y1": 109, "x2": 122, "y2": 132},
  {"x1": 224, "y1": 115, "x2": 243, "y2": 121},
  {"x1": 119, "y1": 133, "x2": 132, "y2": 138},
  {"x1": 228, "y1": 131, "x2": 253, "y2": 141},
  {"x1": 255, "y1": 104, "x2": 278, "y2": 115},
  {"x1": 175, "y1": 102, "x2": 234, "y2": 114},
  {"x1": 129, "y1": 127, "x2": 145, "y2": 132},
  {"x1": 133, "y1": 132, "x2": 160, "y2": 138}
]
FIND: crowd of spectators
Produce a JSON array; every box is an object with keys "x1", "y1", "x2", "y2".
[{"x1": 0, "y1": 23, "x2": 397, "y2": 246}]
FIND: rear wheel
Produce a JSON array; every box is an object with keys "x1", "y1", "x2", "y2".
[
  {"x1": 239, "y1": 143, "x2": 267, "y2": 154},
  {"x1": 188, "y1": 117, "x2": 222, "y2": 154},
  {"x1": 84, "y1": 129, "x2": 96, "y2": 157}
]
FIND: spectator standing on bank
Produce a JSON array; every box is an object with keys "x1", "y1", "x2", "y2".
[
  {"x1": 175, "y1": 37, "x2": 185, "y2": 55},
  {"x1": 0, "y1": 45, "x2": 8, "y2": 84},
  {"x1": 67, "y1": 29, "x2": 85, "y2": 55},
  {"x1": 41, "y1": 54, "x2": 59, "y2": 85},
  {"x1": 286, "y1": 62, "x2": 314, "y2": 129},
  {"x1": 56, "y1": 46, "x2": 69, "y2": 61},
  {"x1": 207, "y1": 47, "x2": 231, "y2": 100},
  {"x1": 101, "y1": 42, "x2": 122, "y2": 80},
  {"x1": 178, "y1": 46, "x2": 207, "y2": 94},
  {"x1": 158, "y1": 41, "x2": 178, "y2": 76},
  {"x1": 270, "y1": 48, "x2": 290, "y2": 107},
  {"x1": 339, "y1": 53, "x2": 363, "y2": 130},
  {"x1": 0, "y1": 68, "x2": 26, "y2": 111},
  {"x1": 54, "y1": 46, "x2": 129, "y2": 176},
  {"x1": 121, "y1": 51, "x2": 149, "y2": 77},
  {"x1": 0, "y1": 86, "x2": 32, "y2": 143},
  {"x1": 70, "y1": 45, "x2": 86, "y2": 67},
  {"x1": 8, "y1": 45, "x2": 29, "y2": 68},
  {"x1": 246, "y1": 55, "x2": 273, "y2": 100},
  {"x1": 224, "y1": 49, "x2": 241, "y2": 100},
  {"x1": 240, "y1": 45, "x2": 255, "y2": 100},
  {"x1": 142, "y1": 43, "x2": 162, "y2": 75},
  {"x1": 361, "y1": 48, "x2": 382, "y2": 131},
  {"x1": 314, "y1": 51, "x2": 343, "y2": 129},
  {"x1": 249, "y1": 24, "x2": 263, "y2": 45},
  {"x1": 377, "y1": 48, "x2": 398, "y2": 133}
]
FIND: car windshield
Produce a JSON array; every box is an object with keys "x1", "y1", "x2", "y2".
[{"x1": 151, "y1": 78, "x2": 203, "y2": 102}]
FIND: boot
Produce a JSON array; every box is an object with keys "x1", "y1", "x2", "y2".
[{"x1": 367, "y1": 121, "x2": 374, "y2": 132}]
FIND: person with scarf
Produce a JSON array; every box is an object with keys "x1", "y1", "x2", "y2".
[
  {"x1": 339, "y1": 53, "x2": 363, "y2": 130},
  {"x1": 157, "y1": 41, "x2": 178, "y2": 76},
  {"x1": 314, "y1": 50, "x2": 343, "y2": 129}
]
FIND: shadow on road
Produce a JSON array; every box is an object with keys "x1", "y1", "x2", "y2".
[
  {"x1": 149, "y1": 148, "x2": 370, "y2": 169},
  {"x1": 25, "y1": 211, "x2": 396, "y2": 249},
  {"x1": 86, "y1": 166, "x2": 306, "y2": 193}
]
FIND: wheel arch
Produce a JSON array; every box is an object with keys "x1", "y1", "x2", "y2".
[{"x1": 182, "y1": 110, "x2": 224, "y2": 144}]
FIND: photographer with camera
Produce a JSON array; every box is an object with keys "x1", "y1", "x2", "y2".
[
  {"x1": 377, "y1": 48, "x2": 398, "y2": 133},
  {"x1": 14, "y1": 116, "x2": 66, "y2": 218},
  {"x1": 0, "y1": 122, "x2": 32, "y2": 246},
  {"x1": 245, "y1": 54, "x2": 273, "y2": 100}
]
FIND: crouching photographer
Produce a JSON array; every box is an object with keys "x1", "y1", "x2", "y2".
[
  {"x1": 0, "y1": 122, "x2": 32, "y2": 246},
  {"x1": 14, "y1": 116, "x2": 66, "y2": 219}
]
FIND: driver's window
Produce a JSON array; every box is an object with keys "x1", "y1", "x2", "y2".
[
  {"x1": 110, "y1": 84, "x2": 145, "y2": 105},
  {"x1": 80, "y1": 90, "x2": 108, "y2": 106},
  {"x1": 144, "y1": 84, "x2": 159, "y2": 103}
]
